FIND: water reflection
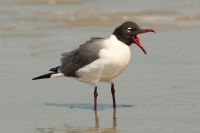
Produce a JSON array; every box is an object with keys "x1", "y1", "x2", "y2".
[
  {"x1": 94, "y1": 109, "x2": 117, "y2": 131},
  {"x1": 35, "y1": 109, "x2": 119, "y2": 133}
]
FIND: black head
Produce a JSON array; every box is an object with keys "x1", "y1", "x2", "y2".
[{"x1": 113, "y1": 21, "x2": 155, "y2": 54}]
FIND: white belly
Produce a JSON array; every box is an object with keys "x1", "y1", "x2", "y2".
[
  {"x1": 98, "y1": 46, "x2": 131, "y2": 81},
  {"x1": 76, "y1": 35, "x2": 131, "y2": 84}
]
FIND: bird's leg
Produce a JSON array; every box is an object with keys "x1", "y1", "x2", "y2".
[
  {"x1": 94, "y1": 86, "x2": 98, "y2": 110},
  {"x1": 111, "y1": 83, "x2": 116, "y2": 108}
]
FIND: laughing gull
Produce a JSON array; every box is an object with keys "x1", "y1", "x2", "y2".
[{"x1": 32, "y1": 21, "x2": 155, "y2": 110}]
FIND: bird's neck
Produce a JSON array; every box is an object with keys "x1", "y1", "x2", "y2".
[{"x1": 111, "y1": 32, "x2": 132, "y2": 46}]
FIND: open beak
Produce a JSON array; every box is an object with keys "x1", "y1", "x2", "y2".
[{"x1": 131, "y1": 29, "x2": 155, "y2": 55}]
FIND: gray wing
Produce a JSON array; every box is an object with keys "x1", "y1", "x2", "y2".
[{"x1": 59, "y1": 37, "x2": 104, "y2": 77}]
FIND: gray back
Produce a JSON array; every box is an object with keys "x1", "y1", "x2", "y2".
[{"x1": 59, "y1": 37, "x2": 104, "y2": 77}]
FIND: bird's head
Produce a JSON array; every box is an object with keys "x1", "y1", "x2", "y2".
[{"x1": 113, "y1": 21, "x2": 155, "y2": 55}]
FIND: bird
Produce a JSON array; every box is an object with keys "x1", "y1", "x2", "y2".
[{"x1": 32, "y1": 21, "x2": 155, "y2": 110}]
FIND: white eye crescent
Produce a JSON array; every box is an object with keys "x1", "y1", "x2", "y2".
[{"x1": 126, "y1": 27, "x2": 132, "y2": 33}]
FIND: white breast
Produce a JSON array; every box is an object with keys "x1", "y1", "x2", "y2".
[
  {"x1": 77, "y1": 35, "x2": 131, "y2": 84},
  {"x1": 99, "y1": 35, "x2": 131, "y2": 81}
]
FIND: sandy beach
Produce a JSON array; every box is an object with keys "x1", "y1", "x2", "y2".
[{"x1": 0, "y1": 0, "x2": 200, "y2": 132}]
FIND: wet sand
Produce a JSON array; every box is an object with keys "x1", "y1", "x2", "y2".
[{"x1": 0, "y1": 0, "x2": 200, "y2": 133}]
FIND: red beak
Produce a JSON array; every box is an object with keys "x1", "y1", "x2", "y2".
[{"x1": 131, "y1": 29, "x2": 155, "y2": 55}]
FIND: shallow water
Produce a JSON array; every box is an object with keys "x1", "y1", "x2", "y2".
[{"x1": 0, "y1": 0, "x2": 200, "y2": 133}]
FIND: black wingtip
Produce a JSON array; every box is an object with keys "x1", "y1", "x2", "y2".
[
  {"x1": 32, "y1": 73, "x2": 54, "y2": 80},
  {"x1": 32, "y1": 77, "x2": 40, "y2": 80},
  {"x1": 49, "y1": 66, "x2": 60, "y2": 72}
]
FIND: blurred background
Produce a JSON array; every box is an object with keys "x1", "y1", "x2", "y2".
[{"x1": 0, "y1": 0, "x2": 200, "y2": 133}]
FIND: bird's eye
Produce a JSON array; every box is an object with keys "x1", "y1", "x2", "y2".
[
  {"x1": 127, "y1": 29, "x2": 131, "y2": 33},
  {"x1": 126, "y1": 27, "x2": 133, "y2": 33},
  {"x1": 126, "y1": 29, "x2": 132, "y2": 33}
]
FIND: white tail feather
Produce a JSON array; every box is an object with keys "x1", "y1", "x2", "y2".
[{"x1": 51, "y1": 73, "x2": 64, "y2": 78}]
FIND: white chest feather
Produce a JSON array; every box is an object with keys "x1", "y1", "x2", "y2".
[
  {"x1": 100, "y1": 35, "x2": 131, "y2": 66},
  {"x1": 77, "y1": 35, "x2": 131, "y2": 84},
  {"x1": 98, "y1": 35, "x2": 131, "y2": 81}
]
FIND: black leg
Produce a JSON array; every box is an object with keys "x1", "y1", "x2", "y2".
[
  {"x1": 111, "y1": 83, "x2": 116, "y2": 108},
  {"x1": 94, "y1": 86, "x2": 98, "y2": 110}
]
